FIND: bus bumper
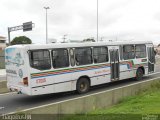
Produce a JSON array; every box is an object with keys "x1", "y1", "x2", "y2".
[{"x1": 7, "y1": 84, "x2": 31, "y2": 95}]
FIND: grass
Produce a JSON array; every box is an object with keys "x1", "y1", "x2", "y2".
[
  {"x1": 156, "y1": 56, "x2": 160, "y2": 65},
  {"x1": 61, "y1": 81, "x2": 160, "y2": 120},
  {"x1": 0, "y1": 80, "x2": 5, "y2": 81},
  {"x1": 0, "y1": 81, "x2": 9, "y2": 94},
  {"x1": 90, "y1": 89, "x2": 160, "y2": 114},
  {"x1": 0, "y1": 88, "x2": 9, "y2": 94}
]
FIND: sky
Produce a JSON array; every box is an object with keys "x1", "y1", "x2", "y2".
[{"x1": 0, "y1": 0, "x2": 160, "y2": 44}]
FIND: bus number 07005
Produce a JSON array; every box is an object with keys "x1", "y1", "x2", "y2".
[{"x1": 36, "y1": 78, "x2": 46, "y2": 84}]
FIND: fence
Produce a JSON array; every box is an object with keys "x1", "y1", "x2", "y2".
[{"x1": 0, "y1": 50, "x2": 5, "y2": 69}]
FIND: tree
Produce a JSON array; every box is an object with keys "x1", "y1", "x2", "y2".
[
  {"x1": 11, "y1": 36, "x2": 32, "y2": 45},
  {"x1": 83, "y1": 38, "x2": 95, "y2": 42}
]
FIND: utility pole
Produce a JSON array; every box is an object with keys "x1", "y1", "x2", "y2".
[
  {"x1": 44, "y1": 7, "x2": 50, "y2": 44},
  {"x1": 63, "y1": 35, "x2": 67, "y2": 43},
  {"x1": 8, "y1": 27, "x2": 11, "y2": 45},
  {"x1": 97, "y1": 0, "x2": 99, "y2": 42},
  {"x1": 100, "y1": 37, "x2": 104, "y2": 41}
]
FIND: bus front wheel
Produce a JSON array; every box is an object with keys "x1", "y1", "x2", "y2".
[
  {"x1": 135, "y1": 68, "x2": 143, "y2": 81},
  {"x1": 76, "y1": 77, "x2": 90, "y2": 94}
]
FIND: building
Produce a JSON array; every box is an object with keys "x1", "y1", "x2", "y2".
[{"x1": 0, "y1": 36, "x2": 6, "y2": 50}]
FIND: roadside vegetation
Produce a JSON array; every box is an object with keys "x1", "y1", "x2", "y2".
[
  {"x1": 0, "y1": 81, "x2": 8, "y2": 94},
  {"x1": 90, "y1": 82, "x2": 160, "y2": 115},
  {"x1": 62, "y1": 81, "x2": 160, "y2": 120},
  {"x1": 11, "y1": 36, "x2": 32, "y2": 45}
]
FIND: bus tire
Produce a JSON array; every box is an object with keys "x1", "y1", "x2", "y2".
[
  {"x1": 76, "y1": 77, "x2": 90, "y2": 94},
  {"x1": 135, "y1": 68, "x2": 143, "y2": 81}
]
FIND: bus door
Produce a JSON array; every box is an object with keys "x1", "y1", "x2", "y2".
[
  {"x1": 109, "y1": 49, "x2": 120, "y2": 81},
  {"x1": 147, "y1": 46, "x2": 155, "y2": 73}
]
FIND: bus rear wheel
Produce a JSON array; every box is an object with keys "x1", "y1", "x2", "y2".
[
  {"x1": 76, "y1": 78, "x2": 90, "y2": 94},
  {"x1": 135, "y1": 68, "x2": 143, "y2": 81}
]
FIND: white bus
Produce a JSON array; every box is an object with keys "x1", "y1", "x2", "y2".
[{"x1": 5, "y1": 41, "x2": 155, "y2": 95}]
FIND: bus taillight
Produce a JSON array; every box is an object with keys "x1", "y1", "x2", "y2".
[{"x1": 23, "y1": 77, "x2": 28, "y2": 86}]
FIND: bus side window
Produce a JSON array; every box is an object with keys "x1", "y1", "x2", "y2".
[
  {"x1": 29, "y1": 50, "x2": 51, "y2": 70},
  {"x1": 123, "y1": 45, "x2": 135, "y2": 60},
  {"x1": 75, "y1": 47, "x2": 92, "y2": 66},
  {"x1": 135, "y1": 44, "x2": 146, "y2": 58},
  {"x1": 93, "y1": 46, "x2": 108, "y2": 63},
  {"x1": 52, "y1": 49, "x2": 69, "y2": 69}
]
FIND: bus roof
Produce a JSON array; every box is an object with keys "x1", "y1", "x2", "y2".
[{"x1": 6, "y1": 41, "x2": 153, "y2": 50}]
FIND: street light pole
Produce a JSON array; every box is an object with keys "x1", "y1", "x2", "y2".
[
  {"x1": 97, "y1": 0, "x2": 99, "y2": 42},
  {"x1": 44, "y1": 7, "x2": 50, "y2": 44},
  {"x1": 8, "y1": 27, "x2": 11, "y2": 45}
]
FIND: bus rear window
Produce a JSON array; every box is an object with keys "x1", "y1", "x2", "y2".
[{"x1": 29, "y1": 50, "x2": 51, "y2": 70}]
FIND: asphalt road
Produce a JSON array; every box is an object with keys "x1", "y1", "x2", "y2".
[{"x1": 0, "y1": 72, "x2": 160, "y2": 115}]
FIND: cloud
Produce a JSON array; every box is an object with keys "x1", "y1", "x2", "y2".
[{"x1": 1, "y1": 0, "x2": 160, "y2": 44}]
